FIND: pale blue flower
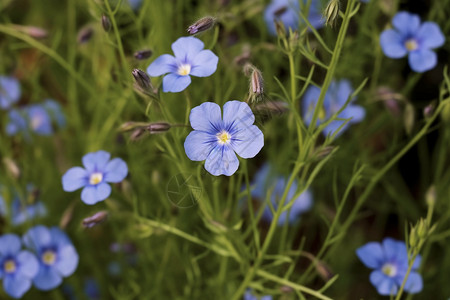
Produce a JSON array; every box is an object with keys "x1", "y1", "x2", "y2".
[
  {"x1": 23, "y1": 226, "x2": 79, "y2": 291},
  {"x1": 184, "y1": 101, "x2": 264, "y2": 176},
  {"x1": 147, "y1": 37, "x2": 218, "y2": 93},
  {"x1": 0, "y1": 76, "x2": 21, "y2": 110},
  {"x1": 380, "y1": 11, "x2": 445, "y2": 72},
  {"x1": 244, "y1": 289, "x2": 272, "y2": 300},
  {"x1": 62, "y1": 150, "x2": 128, "y2": 205},
  {"x1": 356, "y1": 238, "x2": 423, "y2": 296},
  {"x1": 11, "y1": 184, "x2": 47, "y2": 226}
]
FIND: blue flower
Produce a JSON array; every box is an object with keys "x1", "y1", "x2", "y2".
[
  {"x1": 23, "y1": 225, "x2": 79, "y2": 291},
  {"x1": 0, "y1": 234, "x2": 39, "y2": 299},
  {"x1": 251, "y1": 164, "x2": 312, "y2": 225},
  {"x1": 128, "y1": 0, "x2": 142, "y2": 10},
  {"x1": 0, "y1": 76, "x2": 21, "y2": 110},
  {"x1": 356, "y1": 238, "x2": 423, "y2": 296},
  {"x1": 184, "y1": 101, "x2": 264, "y2": 176},
  {"x1": 147, "y1": 36, "x2": 218, "y2": 93},
  {"x1": 264, "y1": 0, "x2": 323, "y2": 35},
  {"x1": 43, "y1": 99, "x2": 66, "y2": 129},
  {"x1": 302, "y1": 79, "x2": 365, "y2": 137},
  {"x1": 380, "y1": 11, "x2": 445, "y2": 73},
  {"x1": 244, "y1": 289, "x2": 272, "y2": 300},
  {"x1": 11, "y1": 184, "x2": 47, "y2": 226},
  {"x1": 62, "y1": 150, "x2": 128, "y2": 205}
]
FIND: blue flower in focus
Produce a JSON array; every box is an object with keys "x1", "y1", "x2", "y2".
[
  {"x1": 0, "y1": 76, "x2": 21, "y2": 110},
  {"x1": 251, "y1": 164, "x2": 312, "y2": 225},
  {"x1": 62, "y1": 150, "x2": 128, "y2": 205},
  {"x1": 356, "y1": 237, "x2": 423, "y2": 296},
  {"x1": 0, "y1": 234, "x2": 39, "y2": 298},
  {"x1": 264, "y1": 0, "x2": 323, "y2": 35},
  {"x1": 23, "y1": 225, "x2": 79, "y2": 291},
  {"x1": 147, "y1": 37, "x2": 218, "y2": 93},
  {"x1": 244, "y1": 289, "x2": 272, "y2": 300},
  {"x1": 380, "y1": 11, "x2": 445, "y2": 73},
  {"x1": 11, "y1": 184, "x2": 47, "y2": 226},
  {"x1": 302, "y1": 79, "x2": 365, "y2": 137},
  {"x1": 184, "y1": 101, "x2": 264, "y2": 176}
]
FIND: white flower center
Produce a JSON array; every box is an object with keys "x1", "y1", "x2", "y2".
[
  {"x1": 3, "y1": 259, "x2": 16, "y2": 273},
  {"x1": 216, "y1": 130, "x2": 231, "y2": 145},
  {"x1": 89, "y1": 172, "x2": 103, "y2": 185},
  {"x1": 405, "y1": 39, "x2": 418, "y2": 51},
  {"x1": 31, "y1": 114, "x2": 44, "y2": 130},
  {"x1": 382, "y1": 263, "x2": 397, "y2": 277},
  {"x1": 42, "y1": 250, "x2": 56, "y2": 265},
  {"x1": 177, "y1": 64, "x2": 191, "y2": 76}
]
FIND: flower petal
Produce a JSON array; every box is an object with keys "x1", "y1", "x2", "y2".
[
  {"x1": 334, "y1": 80, "x2": 354, "y2": 106},
  {"x1": 402, "y1": 271, "x2": 423, "y2": 294},
  {"x1": 104, "y1": 158, "x2": 128, "y2": 183},
  {"x1": 4, "y1": 274, "x2": 32, "y2": 298},
  {"x1": 33, "y1": 266, "x2": 62, "y2": 291},
  {"x1": 62, "y1": 167, "x2": 88, "y2": 192},
  {"x1": 230, "y1": 125, "x2": 264, "y2": 159},
  {"x1": 370, "y1": 270, "x2": 398, "y2": 296},
  {"x1": 290, "y1": 188, "x2": 313, "y2": 217},
  {"x1": 146, "y1": 54, "x2": 177, "y2": 77},
  {"x1": 205, "y1": 145, "x2": 239, "y2": 176},
  {"x1": 189, "y1": 101, "x2": 222, "y2": 132},
  {"x1": 0, "y1": 234, "x2": 21, "y2": 256},
  {"x1": 380, "y1": 29, "x2": 408, "y2": 58},
  {"x1": 184, "y1": 130, "x2": 216, "y2": 161},
  {"x1": 162, "y1": 73, "x2": 191, "y2": 93},
  {"x1": 382, "y1": 238, "x2": 407, "y2": 264},
  {"x1": 16, "y1": 251, "x2": 39, "y2": 278},
  {"x1": 356, "y1": 242, "x2": 384, "y2": 269},
  {"x1": 81, "y1": 183, "x2": 111, "y2": 205},
  {"x1": 54, "y1": 245, "x2": 78, "y2": 277},
  {"x1": 223, "y1": 101, "x2": 255, "y2": 129},
  {"x1": 392, "y1": 11, "x2": 420, "y2": 35},
  {"x1": 23, "y1": 226, "x2": 52, "y2": 252},
  {"x1": 408, "y1": 48, "x2": 437, "y2": 72},
  {"x1": 340, "y1": 105, "x2": 366, "y2": 124},
  {"x1": 171, "y1": 37, "x2": 205, "y2": 62},
  {"x1": 0, "y1": 76, "x2": 21, "y2": 109},
  {"x1": 189, "y1": 50, "x2": 219, "y2": 77},
  {"x1": 417, "y1": 22, "x2": 445, "y2": 49},
  {"x1": 302, "y1": 85, "x2": 322, "y2": 126},
  {"x1": 82, "y1": 151, "x2": 111, "y2": 173}
]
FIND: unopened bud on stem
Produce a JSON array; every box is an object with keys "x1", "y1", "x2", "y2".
[
  {"x1": 102, "y1": 15, "x2": 111, "y2": 32},
  {"x1": 187, "y1": 16, "x2": 216, "y2": 35},
  {"x1": 323, "y1": 0, "x2": 340, "y2": 28}
]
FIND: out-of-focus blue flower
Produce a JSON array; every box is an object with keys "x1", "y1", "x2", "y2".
[
  {"x1": 0, "y1": 234, "x2": 39, "y2": 299},
  {"x1": 264, "y1": 0, "x2": 323, "y2": 35},
  {"x1": 128, "y1": 0, "x2": 142, "y2": 10},
  {"x1": 0, "y1": 191, "x2": 6, "y2": 217},
  {"x1": 23, "y1": 225, "x2": 79, "y2": 291},
  {"x1": 302, "y1": 79, "x2": 365, "y2": 137},
  {"x1": 251, "y1": 164, "x2": 312, "y2": 225},
  {"x1": 62, "y1": 150, "x2": 128, "y2": 205},
  {"x1": 184, "y1": 101, "x2": 264, "y2": 176},
  {"x1": 84, "y1": 278, "x2": 101, "y2": 299},
  {"x1": 147, "y1": 37, "x2": 218, "y2": 93},
  {"x1": 43, "y1": 99, "x2": 66, "y2": 129},
  {"x1": 244, "y1": 289, "x2": 272, "y2": 300},
  {"x1": 6, "y1": 109, "x2": 28, "y2": 138},
  {"x1": 356, "y1": 237, "x2": 423, "y2": 296},
  {"x1": 11, "y1": 184, "x2": 47, "y2": 226},
  {"x1": 0, "y1": 76, "x2": 21, "y2": 110},
  {"x1": 360, "y1": 0, "x2": 369, "y2": 2},
  {"x1": 380, "y1": 11, "x2": 445, "y2": 73}
]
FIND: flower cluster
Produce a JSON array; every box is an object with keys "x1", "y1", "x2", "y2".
[{"x1": 0, "y1": 226, "x2": 78, "y2": 298}]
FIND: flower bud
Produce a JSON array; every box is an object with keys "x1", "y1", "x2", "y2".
[
  {"x1": 187, "y1": 16, "x2": 216, "y2": 35},
  {"x1": 82, "y1": 211, "x2": 108, "y2": 228},
  {"x1": 13, "y1": 25, "x2": 48, "y2": 39},
  {"x1": 132, "y1": 69, "x2": 154, "y2": 92},
  {"x1": 77, "y1": 26, "x2": 94, "y2": 44},
  {"x1": 323, "y1": 0, "x2": 340, "y2": 28},
  {"x1": 134, "y1": 49, "x2": 153, "y2": 60},
  {"x1": 101, "y1": 15, "x2": 111, "y2": 32},
  {"x1": 147, "y1": 122, "x2": 171, "y2": 133},
  {"x1": 425, "y1": 185, "x2": 436, "y2": 208},
  {"x1": 274, "y1": 20, "x2": 286, "y2": 38},
  {"x1": 423, "y1": 103, "x2": 435, "y2": 119},
  {"x1": 3, "y1": 157, "x2": 20, "y2": 179},
  {"x1": 404, "y1": 103, "x2": 415, "y2": 135},
  {"x1": 130, "y1": 127, "x2": 147, "y2": 141},
  {"x1": 248, "y1": 66, "x2": 264, "y2": 103}
]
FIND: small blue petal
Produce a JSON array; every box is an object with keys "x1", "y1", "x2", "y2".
[
  {"x1": 302, "y1": 85, "x2": 322, "y2": 126},
  {"x1": 184, "y1": 131, "x2": 216, "y2": 161},
  {"x1": 62, "y1": 167, "x2": 88, "y2": 192},
  {"x1": 356, "y1": 242, "x2": 384, "y2": 269},
  {"x1": 189, "y1": 101, "x2": 222, "y2": 132},
  {"x1": 222, "y1": 101, "x2": 255, "y2": 129},
  {"x1": 171, "y1": 37, "x2": 205, "y2": 63},
  {"x1": 33, "y1": 266, "x2": 62, "y2": 291},
  {"x1": 104, "y1": 158, "x2": 128, "y2": 183},
  {"x1": 162, "y1": 73, "x2": 191, "y2": 93},
  {"x1": 147, "y1": 54, "x2": 177, "y2": 77},
  {"x1": 335, "y1": 80, "x2": 354, "y2": 106},
  {"x1": 417, "y1": 22, "x2": 445, "y2": 49},
  {"x1": 4, "y1": 274, "x2": 32, "y2": 299},
  {"x1": 82, "y1": 150, "x2": 111, "y2": 173},
  {"x1": 0, "y1": 76, "x2": 21, "y2": 110},
  {"x1": 23, "y1": 226, "x2": 52, "y2": 252},
  {"x1": 380, "y1": 29, "x2": 408, "y2": 58},
  {"x1": 230, "y1": 125, "x2": 264, "y2": 159},
  {"x1": 392, "y1": 11, "x2": 420, "y2": 36},
  {"x1": 370, "y1": 270, "x2": 398, "y2": 295},
  {"x1": 0, "y1": 234, "x2": 21, "y2": 256},
  {"x1": 16, "y1": 251, "x2": 39, "y2": 279},
  {"x1": 54, "y1": 245, "x2": 79, "y2": 277},
  {"x1": 205, "y1": 145, "x2": 239, "y2": 176},
  {"x1": 190, "y1": 50, "x2": 219, "y2": 77},
  {"x1": 382, "y1": 238, "x2": 406, "y2": 263},
  {"x1": 403, "y1": 271, "x2": 423, "y2": 294},
  {"x1": 81, "y1": 183, "x2": 112, "y2": 205},
  {"x1": 408, "y1": 48, "x2": 437, "y2": 73}
]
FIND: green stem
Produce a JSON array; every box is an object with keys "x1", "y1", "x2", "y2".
[{"x1": 394, "y1": 252, "x2": 419, "y2": 300}]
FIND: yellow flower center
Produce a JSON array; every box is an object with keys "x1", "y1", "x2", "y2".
[
  {"x1": 405, "y1": 39, "x2": 418, "y2": 51},
  {"x1": 4, "y1": 260, "x2": 16, "y2": 273},
  {"x1": 382, "y1": 263, "x2": 397, "y2": 277},
  {"x1": 177, "y1": 64, "x2": 191, "y2": 76},
  {"x1": 42, "y1": 250, "x2": 56, "y2": 265},
  {"x1": 217, "y1": 131, "x2": 231, "y2": 145},
  {"x1": 89, "y1": 172, "x2": 103, "y2": 185}
]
